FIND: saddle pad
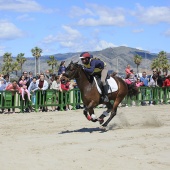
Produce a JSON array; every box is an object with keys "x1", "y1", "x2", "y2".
[{"x1": 94, "y1": 77, "x2": 118, "y2": 94}]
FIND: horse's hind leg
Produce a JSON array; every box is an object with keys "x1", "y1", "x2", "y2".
[
  {"x1": 101, "y1": 100, "x2": 120, "y2": 127},
  {"x1": 98, "y1": 102, "x2": 112, "y2": 124}
]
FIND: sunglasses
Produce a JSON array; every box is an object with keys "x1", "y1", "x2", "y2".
[{"x1": 81, "y1": 58, "x2": 86, "y2": 61}]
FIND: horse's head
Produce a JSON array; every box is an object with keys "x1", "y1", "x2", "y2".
[{"x1": 65, "y1": 61, "x2": 82, "y2": 79}]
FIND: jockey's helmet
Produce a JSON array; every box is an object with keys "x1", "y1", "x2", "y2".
[{"x1": 79, "y1": 52, "x2": 91, "y2": 59}]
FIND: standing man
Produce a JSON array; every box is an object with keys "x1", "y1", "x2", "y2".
[{"x1": 34, "y1": 74, "x2": 49, "y2": 112}]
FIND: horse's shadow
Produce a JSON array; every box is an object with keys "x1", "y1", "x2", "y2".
[{"x1": 59, "y1": 127, "x2": 107, "y2": 134}]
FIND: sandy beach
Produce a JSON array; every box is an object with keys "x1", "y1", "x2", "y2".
[{"x1": 0, "y1": 105, "x2": 170, "y2": 170}]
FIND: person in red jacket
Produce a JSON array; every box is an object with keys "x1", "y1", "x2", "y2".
[
  {"x1": 163, "y1": 75, "x2": 170, "y2": 87},
  {"x1": 61, "y1": 78, "x2": 70, "y2": 91},
  {"x1": 125, "y1": 64, "x2": 132, "y2": 78},
  {"x1": 5, "y1": 80, "x2": 21, "y2": 113},
  {"x1": 60, "y1": 76, "x2": 70, "y2": 110}
]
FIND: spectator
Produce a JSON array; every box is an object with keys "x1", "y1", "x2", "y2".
[
  {"x1": 148, "y1": 75, "x2": 158, "y2": 106},
  {"x1": 0, "y1": 79, "x2": 6, "y2": 90},
  {"x1": 34, "y1": 74, "x2": 49, "y2": 112},
  {"x1": 58, "y1": 61, "x2": 66, "y2": 75},
  {"x1": 125, "y1": 65, "x2": 131, "y2": 78},
  {"x1": 136, "y1": 78, "x2": 143, "y2": 87},
  {"x1": 163, "y1": 75, "x2": 170, "y2": 87},
  {"x1": 5, "y1": 80, "x2": 20, "y2": 113},
  {"x1": 50, "y1": 75, "x2": 62, "y2": 111},
  {"x1": 50, "y1": 76, "x2": 62, "y2": 91},
  {"x1": 28, "y1": 77, "x2": 38, "y2": 105},
  {"x1": 36, "y1": 73, "x2": 40, "y2": 79},
  {"x1": 140, "y1": 71, "x2": 148, "y2": 86},
  {"x1": 4, "y1": 75, "x2": 11, "y2": 86},
  {"x1": 147, "y1": 70, "x2": 157, "y2": 82},
  {"x1": 23, "y1": 71, "x2": 31, "y2": 88},
  {"x1": 125, "y1": 70, "x2": 136, "y2": 85},
  {"x1": 60, "y1": 75, "x2": 70, "y2": 111},
  {"x1": 18, "y1": 75, "x2": 31, "y2": 101},
  {"x1": 44, "y1": 70, "x2": 52, "y2": 89},
  {"x1": 140, "y1": 71, "x2": 148, "y2": 106},
  {"x1": 148, "y1": 75, "x2": 158, "y2": 87},
  {"x1": 0, "y1": 74, "x2": 4, "y2": 87},
  {"x1": 28, "y1": 71, "x2": 34, "y2": 84},
  {"x1": 157, "y1": 71, "x2": 164, "y2": 87}
]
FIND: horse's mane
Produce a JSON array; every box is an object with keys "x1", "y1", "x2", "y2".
[{"x1": 74, "y1": 63, "x2": 93, "y2": 83}]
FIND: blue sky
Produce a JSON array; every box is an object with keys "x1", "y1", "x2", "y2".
[{"x1": 0, "y1": 0, "x2": 170, "y2": 57}]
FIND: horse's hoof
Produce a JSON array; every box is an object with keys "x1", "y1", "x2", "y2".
[
  {"x1": 91, "y1": 119, "x2": 98, "y2": 122},
  {"x1": 99, "y1": 126, "x2": 107, "y2": 131},
  {"x1": 98, "y1": 118, "x2": 104, "y2": 125}
]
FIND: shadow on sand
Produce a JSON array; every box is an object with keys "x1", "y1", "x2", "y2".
[{"x1": 59, "y1": 127, "x2": 107, "y2": 134}]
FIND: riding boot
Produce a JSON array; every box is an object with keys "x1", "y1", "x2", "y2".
[{"x1": 103, "y1": 85, "x2": 109, "y2": 102}]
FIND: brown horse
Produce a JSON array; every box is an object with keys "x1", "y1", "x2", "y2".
[{"x1": 65, "y1": 61, "x2": 138, "y2": 129}]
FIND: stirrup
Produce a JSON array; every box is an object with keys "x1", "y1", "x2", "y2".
[{"x1": 103, "y1": 96, "x2": 109, "y2": 102}]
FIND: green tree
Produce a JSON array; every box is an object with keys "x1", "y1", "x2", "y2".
[
  {"x1": 151, "y1": 51, "x2": 170, "y2": 74},
  {"x1": 12, "y1": 61, "x2": 21, "y2": 76},
  {"x1": 2, "y1": 52, "x2": 13, "y2": 74},
  {"x1": 47, "y1": 55, "x2": 58, "y2": 73},
  {"x1": 133, "y1": 54, "x2": 142, "y2": 74},
  {"x1": 31, "y1": 47, "x2": 43, "y2": 74},
  {"x1": 16, "y1": 53, "x2": 27, "y2": 74}
]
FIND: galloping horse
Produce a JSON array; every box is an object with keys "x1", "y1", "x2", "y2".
[{"x1": 65, "y1": 61, "x2": 138, "y2": 129}]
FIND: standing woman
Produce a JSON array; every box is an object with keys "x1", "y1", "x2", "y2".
[{"x1": 58, "y1": 61, "x2": 66, "y2": 75}]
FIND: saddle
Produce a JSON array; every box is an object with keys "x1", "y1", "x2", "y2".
[{"x1": 93, "y1": 75, "x2": 118, "y2": 94}]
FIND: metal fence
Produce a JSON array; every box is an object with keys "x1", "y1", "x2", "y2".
[{"x1": 0, "y1": 86, "x2": 170, "y2": 113}]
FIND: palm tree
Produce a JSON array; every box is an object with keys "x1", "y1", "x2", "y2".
[
  {"x1": 47, "y1": 55, "x2": 58, "y2": 73},
  {"x1": 151, "y1": 58, "x2": 160, "y2": 71},
  {"x1": 2, "y1": 52, "x2": 13, "y2": 74},
  {"x1": 31, "y1": 47, "x2": 43, "y2": 75},
  {"x1": 133, "y1": 54, "x2": 142, "y2": 74},
  {"x1": 12, "y1": 61, "x2": 21, "y2": 76},
  {"x1": 2, "y1": 63, "x2": 12, "y2": 75},
  {"x1": 151, "y1": 51, "x2": 170, "y2": 74},
  {"x1": 16, "y1": 53, "x2": 27, "y2": 74}
]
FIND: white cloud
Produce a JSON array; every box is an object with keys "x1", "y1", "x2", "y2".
[
  {"x1": 42, "y1": 25, "x2": 116, "y2": 53},
  {"x1": 42, "y1": 25, "x2": 82, "y2": 44},
  {"x1": 164, "y1": 29, "x2": 170, "y2": 37},
  {"x1": 0, "y1": 0, "x2": 53, "y2": 13},
  {"x1": 71, "y1": 4, "x2": 126, "y2": 26},
  {"x1": 91, "y1": 40, "x2": 116, "y2": 51},
  {"x1": 69, "y1": 6, "x2": 94, "y2": 17},
  {"x1": 0, "y1": 20, "x2": 24, "y2": 40},
  {"x1": 132, "y1": 28, "x2": 144, "y2": 33},
  {"x1": 132, "y1": 4, "x2": 170, "y2": 24}
]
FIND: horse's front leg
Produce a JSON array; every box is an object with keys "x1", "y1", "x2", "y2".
[{"x1": 83, "y1": 100, "x2": 97, "y2": 122}]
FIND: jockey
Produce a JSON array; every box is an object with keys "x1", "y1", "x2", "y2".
[{"x1": 80, "y1": 52, "x2": 109, "y2": 102}]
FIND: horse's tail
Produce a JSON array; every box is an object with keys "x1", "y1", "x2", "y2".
[{"x1": 127, "y1": 83, "x2": 139, "y2": 97}]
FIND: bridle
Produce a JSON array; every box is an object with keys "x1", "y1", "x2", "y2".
[{"x1": 66, "y1": 62, "x2": 92, "y2": 82}]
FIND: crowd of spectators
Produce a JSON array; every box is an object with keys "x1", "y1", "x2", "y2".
[
  {"x1": 124, "y1": 64, "x2": 170, "y2": 105},
  {"x1": 124, "y1": 64, "x2": 170, "y2": 88},
  {"x1": 0, "y1": 61, "x2": 80, "y2": 114}
]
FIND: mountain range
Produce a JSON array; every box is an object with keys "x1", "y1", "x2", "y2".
[{"x1": 1, "y1": 46, "x2": 170, "y2": 75}]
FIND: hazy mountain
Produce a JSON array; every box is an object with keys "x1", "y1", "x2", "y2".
[{"x1": 1, "y1": 46, "x2": 170, "y2": 75}]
